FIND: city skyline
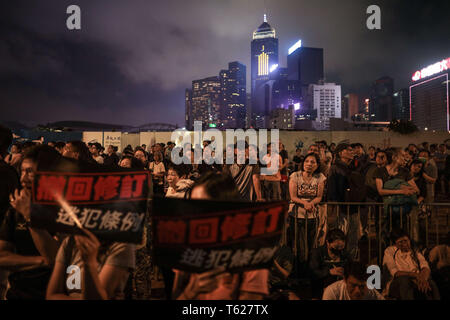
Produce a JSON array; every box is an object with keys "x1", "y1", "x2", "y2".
[{"x1": 1, "y1": 0, "x2": 450, "y2": 127}]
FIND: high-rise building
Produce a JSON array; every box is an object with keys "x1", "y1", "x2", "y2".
[
  {"x1": 287, "y1": 45, "x2": 324, "y2": 102},
  {"x1": 271, "y1": 80, "x2": 302, "y2": 110},
  {"x1": 270, "y1": 105, "x2": 295, "y2": 129},
  {"x1": 185, "y1": 89, "x2": 192, "y2": 129},
  {"x1": 220, "y1": 61, "x2": 246, "y2": 129},
  {"x1": 393, "y1": 89, "x2": 410, "y2": 120},
  {"x1": 410, "y1": 57, "x2": 450, "y2": 131},
  {"x1": 308, "y1": 83, "x2": 341, "y2": 130},
  {"x1": 369, "y1": 76, "x2": 394, "y2": 121},
  {"x1": 190, "y1": 76, "x2": 221, "y2": 129},
  {"x1": 342, "y1": 93, "x2": 359, "y2": 120},
  {"x1": 251, "y1": 15, "x2": 279, "y2": 124}
]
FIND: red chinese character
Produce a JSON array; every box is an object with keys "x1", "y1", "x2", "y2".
[
  {"x1": 220, "y1": 213, "x2": 251, "y2": 242},
  {"x1": 93, "y1": 176, "x2": 120, "y2": 201},
  {"x1": 157, "y1": 220, "x2": 186, "y2": 244},
  {"x1": 120, "y1": 176, "x2": 134, "y2": 198},
  {"x1": 250, "y1": 210, "x2": 268, "y2": 236},
  {"x1": 265, "y1": 207, "x2": 282, "y2": 233},
  {"x1": 65, "y1": 177, "x2": 94, "y2": 201},
  {"x1": 36, "y1": 175, "x2": 67, "y2": 201},
  {"x1": 189, "y1": 218, "x2": 219, "y2": 244},
  {"x1": 119, "y1": 174, "x2": 147, "y2": 199}
]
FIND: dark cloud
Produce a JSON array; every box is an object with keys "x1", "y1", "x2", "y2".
[{"x1": 0, "y1": 0, "x2": 449, "y2": 126}]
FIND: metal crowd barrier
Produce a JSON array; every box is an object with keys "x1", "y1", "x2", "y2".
[{"x1": 283, "y1": 202, "x2": 450, "y2": 265}]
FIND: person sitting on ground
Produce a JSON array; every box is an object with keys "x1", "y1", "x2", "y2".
[
  {"x1": 172, "y1": 173, "x2": 269, "y2": 300},
  {"x1": 309, "y1": 229, "x2": 351, "y2": 299},
  {"x1": 428, "y1": 232, "x2": 450, "y2": 300},
  {"x1": 322, "y1": 260, "x2": 384, "y2": 300},
  {"x1": 383, "y1": 228, "x2": 440, "y2": 300}
]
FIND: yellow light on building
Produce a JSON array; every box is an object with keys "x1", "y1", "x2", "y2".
[{"x1": 258, "y1": 51, "x2": 269, "y2": 76}]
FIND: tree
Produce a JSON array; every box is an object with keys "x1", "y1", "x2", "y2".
[{"x1": 388, "y1": 119, "x2": 418, "y2": 135}]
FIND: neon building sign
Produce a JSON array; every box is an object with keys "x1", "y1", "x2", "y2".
[
  {"x1": 288, "y1": 40, "x2": 302, "y2": 55},
  {"x1": 412, "y1": 57, "x2": 450, "y2": 82}
]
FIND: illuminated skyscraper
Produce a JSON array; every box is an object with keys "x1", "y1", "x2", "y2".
[
  {"x1": 410, "y1": 57, "x2": 450, "y2": 131},
  {"x1": 220, "y1": 61, "x2": 246, "y2": 129},
  {"x1": 251, "y1": 15, "x2": 279, "y2": 125},
  {"x1": 185, "y1": 89, "x2": 192, "y2": 129},
  {"x1": 190, "y1": 76, "x2": 221, "y2": 130},
  {"x1": 287, "y1": 45, "x2": 324, "y2": 102}
]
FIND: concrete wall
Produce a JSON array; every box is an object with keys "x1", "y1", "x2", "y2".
[{"x1": 79, "y1": 130, "x2": 450, "y2": 159}]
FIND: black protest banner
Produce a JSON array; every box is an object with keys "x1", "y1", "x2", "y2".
[
  {"x1": 31, "y1": 170, "x2": 150, "y2": 244},
  {"x1": 151, "y1": 197, "x2": 288, "y2": 273}
]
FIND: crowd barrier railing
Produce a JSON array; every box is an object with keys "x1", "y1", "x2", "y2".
[{"x1": 283, "y1": 201, "x2": 449, "y2": 266}]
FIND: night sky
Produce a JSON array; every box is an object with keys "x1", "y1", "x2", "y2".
[{"x1": 1, "y1": 0, "x2": 449, "y2": 127}]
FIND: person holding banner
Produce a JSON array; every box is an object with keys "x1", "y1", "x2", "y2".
[
  {"x1": 46, "y1": 228, "x2": 136, "y2": 300},
  {"x1": 0, "y1": 145, "x2": 61, "y2": 299},
  {"x1": 172, "y1": 173, "x2": 269, "y2": 300}
]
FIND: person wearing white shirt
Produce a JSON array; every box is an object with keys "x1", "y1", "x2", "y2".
[
  {"x1": 383, "y1": 228, "x2": 440, "y2": 300},
  {"x1": 149, "y1": 152, "x2": 166, "y2": 196},
  {"x1": 261, "y1": 143, "x2": 282, "y2": 201},
  {"x1": 323, "y1": 260, "x2": 384, "y2": 300}
]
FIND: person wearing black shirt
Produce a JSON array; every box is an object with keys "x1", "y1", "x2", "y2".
[
  {"x1": 292, "y1": 148, "x2": 304, "y2": 173},
  {"x1": 309, "y1": 229, "x2": 351, "y2": 299},
  {"x1": 0, "y1": 125, "x2": 20, "y2": 299},
  {"x1": 103, "y1": 145, "x2": 120, "y2": 166},
  {"x1": 0, "y1": 145, "x2": 61, "y2": 299},
  {"x1": 374, "y1": 148, "x2": 419, "y2": 248},
  {"x1": 279, "y1": 142, "x2": 289, "y2": 200}
]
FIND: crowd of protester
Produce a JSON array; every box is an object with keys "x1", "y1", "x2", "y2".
[{"x1": 0, "y1": 123, "x2": 449, "y2": 300}]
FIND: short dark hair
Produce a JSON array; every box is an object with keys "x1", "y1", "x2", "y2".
[
  {"x1": 418, "y1": 149, "x2": 430, "y2": 156},
  {"x1": 54, "y1": 141, "x2": 66, "y2": 149},
  {"x1": 23, "y1": 145, "x2": 62, "y2": 171},
  {"x1": 11, "y1": 142, "x2": 22, "y2": 152},
  {"x1": 390, "y1": 228, "x2": 409, "y2": 243},
  {"x1": 326, "y1": 229, "x2": 346, "y2": 243},
  {"x1": 301, "y1": 152, "x2": 321, "y2": 175},
  {"x1": 344, "y1": 260, "x2": 367, "y2": 282},
  {"x1": 120, "y1": 155, "x2": 145, "y2": 169},
  {"x1": 351, "y1": 143, "x2": 363, "y2": 149},
  {"x1": 67, "y1": 141, "x2": 94, "y2": 163},
  {"x1": 167, "y1": 163, "x2": 189, "y2": 178},
  {"x1": 192, "y1": 172, "x2": 241, "y2": 201}
]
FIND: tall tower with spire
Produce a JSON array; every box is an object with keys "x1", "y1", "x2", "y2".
[{"x1": 251, "y1": 15, "x2": 279, "y2": 126}]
